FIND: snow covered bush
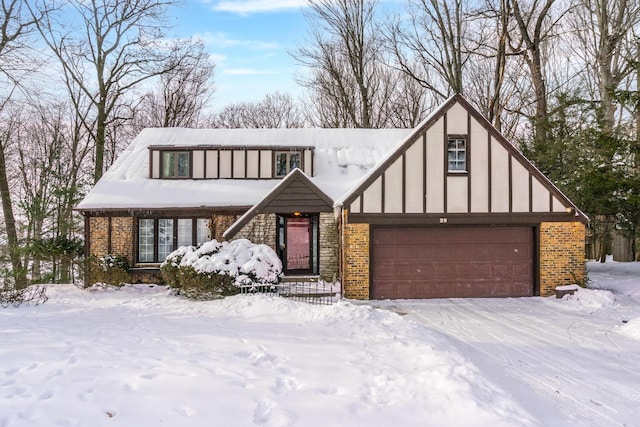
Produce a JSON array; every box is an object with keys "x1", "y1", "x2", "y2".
[{"x1": 161, "y1": 239, "x2": 282, "y2": 300}]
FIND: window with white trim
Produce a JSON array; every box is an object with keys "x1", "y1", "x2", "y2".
[
  {"x1": 447, "y1": 137, "x2": 467, "y2": 172},
  {"x1": 137, "y1": 218, "x2": 211, "y2": 263}
]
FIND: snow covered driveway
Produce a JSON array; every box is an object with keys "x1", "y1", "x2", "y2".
[{"x1": 372, "y1": 265, "x2": 640, "y2": 427}]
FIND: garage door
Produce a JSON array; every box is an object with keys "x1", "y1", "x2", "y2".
[{"x1": 371, "y1": 227, "x2": 534, "y2": 299}]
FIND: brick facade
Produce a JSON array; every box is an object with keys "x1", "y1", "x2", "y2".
[
  {"x1": 88, "y1": 217, "x2": 134, "y2": 264},
  {"x1": 342, "y1": 223, "x2": 370, "y2": 299},
  {"x1": 110, "y1": 217, "x2": 134, "y2": 264},
  {"x1": 88, "y1": 217, "x2": 109, "y2": 256},
  {"x1": 539, "y1": 221, "x2": 586, "y2": 296}
]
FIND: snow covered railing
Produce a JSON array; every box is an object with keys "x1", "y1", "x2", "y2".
[{"x1": 239, "y1": 278, "x2": 341, "y2": 305}]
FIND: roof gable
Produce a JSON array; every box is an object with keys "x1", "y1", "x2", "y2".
[
  {"x1": 223, "y1": 168, "x2": 334, "y2": 239},
  {"x1": 340, "y1": 94, "x2": 587, "y2": 222}
]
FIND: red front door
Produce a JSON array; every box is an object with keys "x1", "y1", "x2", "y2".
[{"x1": 286, "y1": 217, "x2": 310, "y2": 272}]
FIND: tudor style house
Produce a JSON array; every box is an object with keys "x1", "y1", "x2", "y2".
[{"x1": 76, "y1": 95, "x2": 588, "y2": 299}]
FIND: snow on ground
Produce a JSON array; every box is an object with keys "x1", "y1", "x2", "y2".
[
  {"x1": 1, "y1": 260, "x2": 638, "y2": 427},
  {"x1": 373, "y1": 259, "x2": 640, "y2": 427},
  {"x1": 0, "y1": 285, "x2": 533, "y2": 427}
]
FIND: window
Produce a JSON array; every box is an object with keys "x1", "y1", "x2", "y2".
[
  {"x1": 275, "y1": 151, "x2": 301, "y2": 177},
  {"x1": 163, "y1": 151, "x2": 190, "y2": 178},
  {"x1": 138, "y1": 219, "x2": 155, "y2": 262},
  {"x1": 447, "y1": 137, "x2": 467, "y2": 172},
  {"x1": 137, "y1": 218, "x2": 211, "y2": 263}
]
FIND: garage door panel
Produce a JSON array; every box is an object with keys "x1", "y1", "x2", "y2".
[{"x1": 372, "y1": 227, "x2": 534, "y2": 299}]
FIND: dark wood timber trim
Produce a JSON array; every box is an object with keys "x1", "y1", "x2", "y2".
[
  {"x1": 423, "y1": 132, "x2": 427, "y2": 214},
  {"x1": 77, "y1": 206, "x2": 251, "y2": 217},
  {"x1": 529, "y1": 172, "x2": 533, "y2": 212},
  {"x1": 467, "y1": 112, "x2": 472, "y2": 213},
  {"x1": 348, "y1": 212, "x2": 581, "y2": 226},
  {"x1": 359, "y1": 191, "x2": 364, "y2": 213},
  {"x1": 257, "y1": 150, "x2": 262, "y2": 178},
  {"x1": 402, "y1": 152, "x2": 406, "y2": 213},
  {"x1": 381, "y1": 172, "x2": 386, "y2": 213},
  {"x1": 244, "y1": 148, "x2": 248, "y2": 178},
  {"x1": 443, "y1": 112, "x2": 448, "y2": 213},
  {"x1": 148, "y1": 144, "x2": 314, "y2": 151},
  {"x1": 488, "y1": 132, "x2": 492, "y2": 213},
  {"x1": 149, "y1": 149, "x2": 153, "y2": 179},
  {"x1": 216, "y1": 148, "x2": 221, "y2": 178},
  {"x1": 508, "y1": 154, "x2": 513, "y2": 212}
]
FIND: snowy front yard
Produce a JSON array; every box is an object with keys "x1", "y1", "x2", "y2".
[{"x1": 1, "y1": 260, "x2": 639, "y2": 427}]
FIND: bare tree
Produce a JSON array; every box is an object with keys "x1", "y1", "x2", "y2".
[
  {"x1": 34, "y1": 0, "x2": 178, "y2": 183},
  {"x1": 0, "y1": 0, "x2": 48, "y2": 289},
  {"x1": 134, "y1": 38, "x2": 216, "y2": 130},
  {"x1": 295, "y1": 0, "x2": 394, "y2": 128},
  {"x1": 387, "y1": 0, "x2": 473, "y2": 99},
  {"x1": 210, "y1": 92, "x2": 304, "y2": 128}
]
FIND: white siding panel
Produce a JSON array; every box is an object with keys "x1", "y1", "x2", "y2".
[
  {"x1": 151, "y1": 150, "x2": 160, "y2": 178},
  {"x1": 447, "y1": 176, "x2": 468, "y2": 213},
  {"x1": 233, "y1": 150, "x2": 246, "y2": 178},
  {"x1": 219, "y1": 151, "x2": 232, "y2": 178},
  {"x1": 384, "y1": 158, "x2": 403, "y2": 213},
  {"x1": 363, "y1": 176, "x2": 382, "y2": 213},
  {"x1": 470, "y1": 120, "x2": 488, "y2": 212},
  {"x1": 246, "y1": 150, "x2": 259, "y2": 178},
  {"x1": 531, "y1": 178, "x2": 550, "y2": 212},
  {"x1": 446, "y1": 102, "x2": 468, "y2": 134},
  {"x1": 304, "y1": 150, "x2": 313, "y2": 176},
  {"x1": 260, "y1": 150, "x2": 272, "y2": 178},
  {"x1": 405, "y1": 141, "x2": 424, "y2": 213},
  {"x1": 553, "y1": 196, "x2": 567, "y2": 212},
  {"x1": 351, "y1": 197, "x2": 361, "y2": 214},
  {"x1": 491, "y1": 138, "x2": 509, "y2": 212},
  {"x1": 205, "y1": 151, "x2": 218, "y2": 178},
  {"x1": 511, "y1": 161, "x2": 529, "y2": 212},
  {"x1": 426, "y1": 121, "x2": 444, "y2": 213},
  {"x1": 192, "y1": 150, "x2": 205, "y2": 179}
]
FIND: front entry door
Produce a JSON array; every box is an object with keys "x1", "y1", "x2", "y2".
[
  {"x1": 277, "y1": 214, "x2": 318, "y2": 275},
  {"x1": 286, "y1": 217, "x2": 311, "y2": 272}
]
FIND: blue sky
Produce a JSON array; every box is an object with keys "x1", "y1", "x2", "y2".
[{"x1": 169, "y1": 0, "x2": 311, "y2": 108}]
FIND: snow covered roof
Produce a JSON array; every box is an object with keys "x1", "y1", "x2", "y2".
[{"x1": 76, "y1": 127, "x2": 412, "y2": 211}]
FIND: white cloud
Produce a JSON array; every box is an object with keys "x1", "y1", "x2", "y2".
[
  {"x1": 212, "y1": 0, "x2": 308, "y2": 13},
  {"x1": 197, "y1": 31, "x2": 280, "y2": 50},
  {"x1": 222, "y1": 68, "x2": 277, "y2": 75}
]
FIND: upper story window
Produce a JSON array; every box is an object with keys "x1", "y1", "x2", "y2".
[
  {"x1": 163, "y1": 151, "x2": 190, "y2": 178},
  {"x1": 275, "y1": 151, "x2": 301, "y2": 177},
  {"x1": 447, "y1": 137, "x2": 467, "y2": 173}
]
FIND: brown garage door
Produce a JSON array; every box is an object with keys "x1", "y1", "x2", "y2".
[{"x1": 371, "y1": 227, "x2": 534, "y2": 299}]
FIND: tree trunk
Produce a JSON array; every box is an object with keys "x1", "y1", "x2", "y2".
[{"x1": 0, "y1": 139, "x2": 27, "y2": 288}]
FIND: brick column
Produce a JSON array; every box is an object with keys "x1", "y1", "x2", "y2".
[
  {"x1": 539, "y1": 222, "x2": 586, "y2": 296},
  {"x1": 343, "y1": 223, "x2": 370, "y2": 299}
]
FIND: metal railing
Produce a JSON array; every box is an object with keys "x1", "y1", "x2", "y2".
[{"x1": 239, "y1": 277, "x2": 341, "y2": 305}]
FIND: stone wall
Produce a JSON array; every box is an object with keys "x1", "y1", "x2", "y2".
[
  {"x1": 234, "y1": 213, "x2": 277, "y2": 249},
  {"x1": 539, "y1": 221, "x2": 586, "y2": 296},
  {"x1": 342, "y1": 223, "x2": 370, "y2": 299},
  {"x1": 318, "y1": 212, "x2": 339, "y2": 281}
]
